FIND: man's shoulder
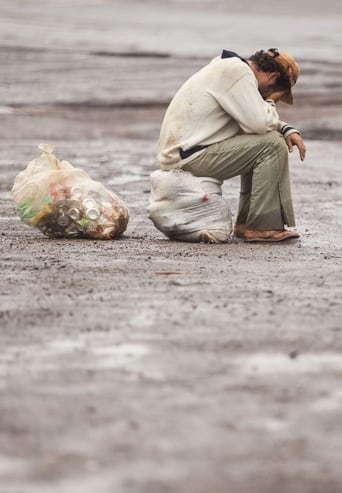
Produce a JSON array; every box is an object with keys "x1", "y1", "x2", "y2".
[{"x1": 207, "y1": 55, "x2": 251, "y2": 77}]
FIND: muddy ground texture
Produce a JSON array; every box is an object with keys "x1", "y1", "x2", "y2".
[{"x1": 1, "y1": 3, "x2": 342, "y2": 493}]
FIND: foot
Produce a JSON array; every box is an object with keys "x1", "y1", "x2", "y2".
[
  {"x1": 242, "y1": 228, "x2": 300, "y2": 242},
  {"x1": 233, "y1": 223, "x2": 247, "y2": 237}
]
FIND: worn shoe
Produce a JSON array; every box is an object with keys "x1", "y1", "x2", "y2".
[
  {"x1": 233, "y1": 224, "x2": 247, "y2": 237},
  {"x1": 242, "y1": 228, "x2": 300, "y2": 242}
]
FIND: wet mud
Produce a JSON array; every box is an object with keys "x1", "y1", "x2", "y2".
[{"x1": 1, "y1": 1, "x2": 342, "y2": 492}]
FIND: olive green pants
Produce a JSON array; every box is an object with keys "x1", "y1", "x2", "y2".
[{"x1": 182, "y1": 131, "x2": 295, "y2": 230}]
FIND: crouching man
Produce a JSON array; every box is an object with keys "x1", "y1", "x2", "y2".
[{"x1": 157, "y1": 48, "x2": 306, "y2": 242}]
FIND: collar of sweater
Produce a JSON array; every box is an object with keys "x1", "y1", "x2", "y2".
[{"x1": 221, "y1": 49, "x2": 248, "y2": 66}]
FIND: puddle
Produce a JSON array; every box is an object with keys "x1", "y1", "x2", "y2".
[
  {"x1": 310, "y1": 389, "x2": 342, "y2": 412},
  {"x1": 90, "y1": 343, "x2": 150, "y2": 369},
  {"x1": 129, "y1": 308, "x2": 157, "y2": 329},
  {"x1": 108, "y1": 174, "x2": 142, "y2": 186},
  {"x1": 0, "y1": 338, "x2": 150, "y2": 377},
  {"x1": 0, "y1": 455, "x2": 29, "y2": 477},
  {"x1": 236, "y1": 352, "x2": 342, "y2": 375},
  {"x1": 0, "y1": 105, "x2": 14, "y2": 114}
]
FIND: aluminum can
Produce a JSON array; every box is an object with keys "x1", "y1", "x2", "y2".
[
  {"x1": 69, "y1": 208, "x2": 81, "y2": 220},
  {"x1": 86, "y1": 207, "x2": 100, "y2": 220},
  {"x1": 57, "y1": 214, "x2": 70, "y2": 227}
]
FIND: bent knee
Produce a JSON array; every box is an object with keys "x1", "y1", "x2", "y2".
[{"x1": 264, "y1": 131, "x2": 287, "y2": 156}]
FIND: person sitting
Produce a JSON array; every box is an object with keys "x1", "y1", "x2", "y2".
[{"x1": 156, "y1": 48, "x2": 306, "y2": 242}]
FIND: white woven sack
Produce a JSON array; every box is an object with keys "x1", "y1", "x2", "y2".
[{"x1": 147, "y1": 169, "x2": 232, "y2": 243}]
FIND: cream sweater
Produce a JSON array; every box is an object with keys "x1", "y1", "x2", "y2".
[{"x1": 158, "y1": 55, "x2": 298, "y2": 170}]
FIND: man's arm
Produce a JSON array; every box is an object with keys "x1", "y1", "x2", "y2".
[
  {"x1": 215, "y1": 73, "x2": 281, "y2": 134},
  {"x1": 268, "y1": 90, "x2": 306, "y2": 161}
]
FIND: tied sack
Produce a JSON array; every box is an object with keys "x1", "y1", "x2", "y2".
[
  {"x1": 147, "y1": 169, "x2": 232, "y2": 243},
  {"x1": 11, "y1": 144, "x2": 129, "y2": 239}
]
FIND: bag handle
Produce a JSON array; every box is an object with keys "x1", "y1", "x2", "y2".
[
  {"x1": 38, "y1": 143, "x2": 62, "y2": 170},
  {"x1": 38, "y1": 143, "x2": 55, "y2": 154}
]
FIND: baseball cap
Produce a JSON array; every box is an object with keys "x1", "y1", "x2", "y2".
[{"x1": 267, "y1": 49, "x2": 300, "y2": 104}]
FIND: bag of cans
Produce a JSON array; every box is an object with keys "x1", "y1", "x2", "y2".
[{"x1": 11, "y1": 143, "x2": 129, "y2": 239}]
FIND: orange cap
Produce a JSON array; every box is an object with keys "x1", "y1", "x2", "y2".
[{"x1": 267, "y1": 50, "x2": 300, "y2": 104}]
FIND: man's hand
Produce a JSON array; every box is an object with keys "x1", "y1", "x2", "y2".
[{"x1": 286, "y1": 132, "x2": 306, "y2": 161}]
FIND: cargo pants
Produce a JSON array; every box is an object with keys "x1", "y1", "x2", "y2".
[{"x1": 182, "y1": 131, "x2": 295, "y2": 231}]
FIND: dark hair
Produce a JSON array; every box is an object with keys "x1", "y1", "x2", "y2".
[{"x1": 249, "y1": 48, "x2": 291, "y2": 91}]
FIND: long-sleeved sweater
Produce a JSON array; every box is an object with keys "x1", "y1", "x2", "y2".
[{"x1": 158, "y1": 54, "x2": 298, "y2": 170}]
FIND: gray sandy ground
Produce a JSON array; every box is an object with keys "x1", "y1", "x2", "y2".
[{"x1": 1, "y1": 1, "x2": 342, "y2": 492}]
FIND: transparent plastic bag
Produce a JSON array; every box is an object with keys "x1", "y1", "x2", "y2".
[
  {"x1": 12, "y1": 144, "x2": 129, "y2": 239},
  {"x1": 147, "y1": 169, "x2": 232, "y2": 243}
]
